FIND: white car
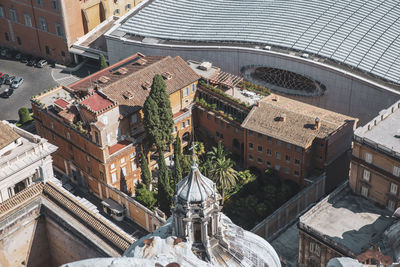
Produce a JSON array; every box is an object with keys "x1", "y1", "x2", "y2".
[
  {"x1": 36, "y1": 59, "x2": 48, "y2": 68},
  {"x1": 10, "y1": 77, "x2": 23, "y2": 89}
]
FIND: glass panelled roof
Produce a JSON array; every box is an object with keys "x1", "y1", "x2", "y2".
[{"x1": 119, "y1": 0, "x2": 400, "y2": 84}]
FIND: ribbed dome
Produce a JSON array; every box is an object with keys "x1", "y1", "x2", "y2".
[{"x1": 176, "y1": 162, "x2": 216, "y2": 203}]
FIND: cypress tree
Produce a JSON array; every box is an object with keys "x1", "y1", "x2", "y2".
[
  {"x1": 99, "y1": 53, "x2": 108, "y2": 70},
  {"x1": 143, "y1": 96, "x2": 162, "y2": 148},
  {"x1": 140, "y1": 152, "x2": 152, "y2": 189},
  {"x1": 149, "y1": 74, "x2": 174, "y2": 146},
  {"x1": 173, "y1": 134, "x2": 183, "y2": 187},
  {"x1": 157, "y1": 148, "x2": 172, "y2": 216}
]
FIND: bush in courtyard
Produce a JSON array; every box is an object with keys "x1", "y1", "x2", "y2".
[
  {"x1": 99, "y1": 53, "x2": 108, "y2": 70},
  {"x1": 18, "y1": 107, "x2": 32, "y2": 124}
]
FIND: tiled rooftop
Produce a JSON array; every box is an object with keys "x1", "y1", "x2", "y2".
[
  {"x1": 80, "y1": 91, "x2": 115, "y2": 113},
  {"x1": 0, "y1": 121, "x2": 19, "y2": 150},
  {"x1": 109, "y1": 140, "x2": 132, "y2": 155},
  {"x1": 70, "y1": 54, "x2": 200, "y2": 117},
  {"x1": 54, "y1": 98, "x2": 69, "y2": 109},
  {"x1": 241, "y1": 94, "x2": 356, "y2": 148}
]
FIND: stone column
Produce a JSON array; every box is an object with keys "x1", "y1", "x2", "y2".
[{"x1": 202, "y1": 220, "x2": 210, "y2": 248}]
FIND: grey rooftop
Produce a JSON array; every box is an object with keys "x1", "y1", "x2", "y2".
[
  {"x1": 355, "y1": 100, "x2": 400, "y2": 155},
  {"x1": 299, "y1": 182, "x2": 396, "y2": 257},
  {"x1": 117, "y1": 0, "x2": 400, "y2": 84}
]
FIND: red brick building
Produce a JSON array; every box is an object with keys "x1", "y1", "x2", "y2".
[
  {"x1": 32, "y1": 53, "x2": 200, "y2": 196},
  {"x1": 350, "y1": 101, "x2": 400, "y2": 212}
]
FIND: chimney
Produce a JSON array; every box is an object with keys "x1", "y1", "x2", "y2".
[
  {"x1": 280, "y1": 114, "x2": 286, "y2": 122},
  {"x1": 315, "y1": 117, "x2": 321, "y2": 130},
  {"x1": 272, "y1": 95, "x2": 279, "y2": 102}
]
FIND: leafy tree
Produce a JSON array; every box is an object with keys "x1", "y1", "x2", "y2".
[
  {"x1": 194, "y1": 141, "x2": 205, "y2": 157},
  {"x1": 181, "y1": 154, "x2": 193, "y2": 176},
  {"x1": 135, "y1": 183, "x2": 157, "y2": 210},
  {"x1": 156, "y1": 149, "x2": 173, "y2": 216},
  {"x1": 99, "y1": 53, "x2": 108, "y2": 70},
  {"x1": 140, "y1": 152, "x2": 152, "y2": 189},
  {"x1": 209, "y1": 157, "x2": 238, "y2": 204},
  {"x1": 173, "y1": 135, "x2": 183, "y2": 187},
  {"x1": 143, "y1": 96, "x2": 162, "y2": 148},
  {"x1": 18, "y1": 107, "x2": 32, "y2": 124},
  {"x1": 149, "y1": 74, "x2": 174, "y2": 146}
]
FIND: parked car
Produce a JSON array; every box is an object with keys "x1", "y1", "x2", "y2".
[
  {"x1": 36, "y1": 59, "x2": 48, "y2": 68},
  {"x1": 5, "y1": 76, "x2": 15, "y2": 85},
  {"x1": 1, "y1": 88, "x2": 14, "y2": 98},
  {"x1": 0, "y1": 74, "x2": 9, "y2": 85},
  {"x1": 27, "y1": 58, "x2": 37, "y2": 66},
  {"x1": 21, "y1": 55, "x2": 29, "y2": 64},
  {"x1": 10, "y1": 77, "x2": 23, "y2": 89},
  {"x1": 0, "y1": 48, "x2": 8, "y2": 57},
  {"x1": 15, "y1": 53, "x2": 22, "y2": 60}
]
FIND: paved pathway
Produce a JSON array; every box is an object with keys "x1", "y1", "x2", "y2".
[{"x1": 51, "y1": 68, "x2": 80, "y2": 86}]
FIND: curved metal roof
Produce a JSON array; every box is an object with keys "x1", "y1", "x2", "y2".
[{"x1": 119, "y1": 0, "x2": 400, "y2": 84}]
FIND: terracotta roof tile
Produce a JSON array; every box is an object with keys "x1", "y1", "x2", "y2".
[
  {"x1": 80, "y1": 91, "x2": 114, "y2": 112},
  {"x1": 0, "y1": 121, "x2": 20, "y2": 151},
  {"x1": 109, "y1": 140, "x2": 132, "y2": 155},
  {"x1": 241, "y1": 94, "x2": 357, "y2": 148},
  {"x1": 54, "y1": 98, "x2": 69, "y2": 109}
]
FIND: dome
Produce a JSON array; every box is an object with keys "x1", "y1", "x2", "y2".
[{"x1": 175, "y1": 162, "x2": 216, "y2": 203}]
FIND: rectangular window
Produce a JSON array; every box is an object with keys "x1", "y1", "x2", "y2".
[
  {"x1": 87, "y1": 166, "x2": 92, "y2": 175},
  {"x1": 390, "y1": 183, "x2": 398, "y2": 195},
  {"x1": 129, "y1": 152, "x2": 136, "y2": 159},
  {"x1": 131, "y1": 113, "x2": 138, "y2": 124},
  {"x1": 257, "y1": 158, "x2": 262, "y2": 164},
  {"x1": 267, "y1": 149, "x2": 272, "y2": 156},
  {"x1": 393, "y1": 166, "x2": 400, "y2": 177},
  {"x1": 276, "y1": 152, "x2": 281, "y2": 160},
  {"x1": 257, "y1": 146, "x2": 262, "y2": 153},
  {"x1": 365, "y1": 152, "x2": 372, "y2": 164},
  {"x1": 286, "y1": 143, "x2": 291, "y2": 150},
  {"x1": 131, "y1": 161, "x2": 136, "y2": 171},
  {"x1": 275, "y1": 165, "x2": 280, "y2": 171},
  {"x1": 295, "y1": 146, "x2": 302, "y2": 153},
  {"x1": 387, "y1": 200, "x2": 396, "y2": 212},
  {"x1": 17, "y1": 36, "x2": 21, "y2": 45},
  {"x1": 55, "y1": 23, "x2": 64, "y2": 37},
  {"x1": 173, "y1": 126, "x2": 177, "y2": 133},
  {"x1": 249, "y1": 143, "x2": 253, "y2": 150},
  {"x1": 285, "y1": 155, "x2": 290, "y2": 162},
  {"x1": 294, "y1": 170, "x2": 299, "y2": 176},
  {"x1": 39, "y1": 17, "x2": 47, "y2": 32},
  {"x1": 0, "y1": 6, "x2": 4, "y2": 18},
  {"x1": 258, "y1": 133, "x2": 263, "y2": 139},
  {"x1": 192, "y1": 83, "x2": 197, "y2": 92},
  {"x1": 186, "y1": 120, "x2": 190, "y2": 127},
  {"x1": 183, "y1": 87, "x2": 189, "y2": 97},
  {"x1": 249, "y1": 130, "x2": 253, "y2": 136},
  {"x1": 295, "y1": 159, "x2": 300, "y2": 165},
  {"x1": 309, "y1": 242, "x2": 321, "y2": 256},
  {"x1": 266, "y1": 161, "x2": 271, "y2": 167},
  {"x1": 36, "y1": 0, "x2": 43, "y2": 5},
  {"x1": 120, "y1": 157, "x2": 125, "y2": 164},
  {"x1": 276, "y1": 140, "x2": 281, "y2": 146},
  {"x1": 121, "y1": 167, "x2": 127, "y2": 176},
  {"x1": 234, "y1": 128, "x2": 238, "y2": 133},
  {"x1": 111, "y1": 172, "x2": 117, "y2": 183},
  {"x1": 111, "y1": 163, "x2": 115, "y2": 169},
  {"x1": 4, "y1": 32, "x2": 8, "y2": 41},
  {"x1": 267, "y1": 136, "x2": 272, "y2": 142},
  {"x1": 114, "y1": 9, "x2": 120, "y2": 15},
  {"x1": 24, "y1": 14, "x2": 32, "y2": 27},
  {"x1": 181, "y1": 122, "x2": 185, "y2": 129},
  {"x1": 45, "y1": 45, "x2": 50, "y2": 55},
  {"x1": 248, "y1": 154, "x2": 253, "y2": 161},
  {"x1": 51, "y1": 0, "x2": 59, "y2": 10},
  {"x1": 361, "y1": 186, "x2": 369, "y2": 197},
  {"x1": 9, "y1": 9, "x2": 18, "y2": 22},
  {"x1": 66, "y1": 132, "x2": 70, "y2": 140},
  {"x1": 363, "y1": 169, "x2": 370, "y2": 182},
  {"x1": 125, "y1": 4, "x2": 131, "y2": 10},
  {"x1": 284, "y1": 167, "x2": 290, "y2": 174},
  {"x1": 100, "y1": 171, "x2": 104, "y2": 181}
]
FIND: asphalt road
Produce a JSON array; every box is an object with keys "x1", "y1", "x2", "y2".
[{"x1": 0, "y1": 57, "x2": 57, "y2": 121}]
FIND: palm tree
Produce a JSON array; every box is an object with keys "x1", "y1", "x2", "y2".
[
  {"x1": 209, "y1": 157, "x2": 238, "y2": 204},
  {"x1": 207, "y1": 142, "x2": 229, "y2": 163}
]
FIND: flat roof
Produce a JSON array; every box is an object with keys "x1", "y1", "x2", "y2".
[
  {"x1": 116, "y1": 0, "x2": 400, "y2": 84},
  {"x1": 300, "y1": 184, "x2": 395, "y2": 257},
  {"x1": 241, "y1": 94, "x2": 356, "y2": 148},
  {"x1": 355, "y1": 100, "x2": 400, "y2": 154}
]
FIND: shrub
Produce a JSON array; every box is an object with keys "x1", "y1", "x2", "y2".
[
  {"x1": 99, "y1": 53, "x2": 108, "y2": 70},
  {"x1": 18, "y1": 107, "x2": 32, "y2": 124}
]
